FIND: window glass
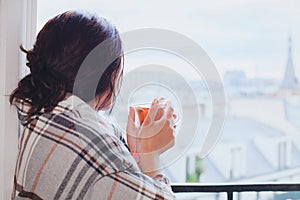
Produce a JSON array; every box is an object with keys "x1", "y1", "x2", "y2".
[{"x1": 37, "y1": 0, "x2": 300, "y2": 188}]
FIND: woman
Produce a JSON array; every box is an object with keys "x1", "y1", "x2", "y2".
[{"x1": 10, "y1": 11, "x2": 175, "y2": 199}]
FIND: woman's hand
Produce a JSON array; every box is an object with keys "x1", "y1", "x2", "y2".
[{"x1": 126, "y1": 99, "x2": 175, "y2": 177}]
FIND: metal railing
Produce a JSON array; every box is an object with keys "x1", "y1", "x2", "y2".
[{"x1": 171, "y1": 183, "x2": 300, "y2": 200}]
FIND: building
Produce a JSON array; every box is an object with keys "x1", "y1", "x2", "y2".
[{"x1": 281, "y1": 35, "x2": 298, "y2": 89}]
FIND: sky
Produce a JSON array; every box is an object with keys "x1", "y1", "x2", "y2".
[{"x1": 37, "y1": 0, "x2": 300, "y2": 80}]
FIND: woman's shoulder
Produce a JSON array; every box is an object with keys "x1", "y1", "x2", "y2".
[{"x1": 52, "y1": 95, "x2": 139, "y2": 174}]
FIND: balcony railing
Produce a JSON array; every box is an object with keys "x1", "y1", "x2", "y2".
[{"x1": 171, "y1": 183, "x2": 300, "y2": 200}]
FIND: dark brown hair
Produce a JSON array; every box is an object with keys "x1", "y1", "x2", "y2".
[{"x1": 10, "y1": 11, "x2": 123, "y2": 120}]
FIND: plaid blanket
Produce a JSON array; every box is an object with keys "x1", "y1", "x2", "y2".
[{"x1": 12, "y1": 95, "x2": 174, "y2": 200}]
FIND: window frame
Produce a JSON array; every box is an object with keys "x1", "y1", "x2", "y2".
[{"x1": 0, "y1": 0, "x2": 37, "y2": 199}]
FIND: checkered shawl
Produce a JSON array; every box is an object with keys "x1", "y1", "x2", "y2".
[{"x1": 12, "y1": 95, "x2": 175, "y2": 200}]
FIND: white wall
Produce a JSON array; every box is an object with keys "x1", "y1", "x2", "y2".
[{"x1": 0, "y1": 0, "x2": 36, "y2": 199}]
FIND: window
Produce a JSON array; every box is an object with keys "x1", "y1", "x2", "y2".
[
  {"x1": 0, "y1": 1, "x2": 34, "y2": 199},
  {"x1": 36, "y1": 0, "x2": 300, "y2": 192}
]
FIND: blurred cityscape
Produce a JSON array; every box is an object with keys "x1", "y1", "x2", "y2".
[{"x1": 163, "y1": 36, "x2": 300, "y2": 200}]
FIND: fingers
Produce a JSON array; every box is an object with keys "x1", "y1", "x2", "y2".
[
  {"x1": 154, "y1": 108, "x2": 164, "y2": 121},
  {"x1": 164, "y1": 102, "x2": 177, "y2": 129},
  {"x1": 146, "y1": 98, "x2": 175, "y2": 122},
  {"x1": 135, "y1": 100, "x2": 176, "y2": 155},
  {"x1": 157, "y1": 122, "x2": 175, "y2": 154},
  {"x1": 126, "y1": 106, "x2": 136, "y2": 127},
  {"x1": 160, "y1": 100, "x2": 174, "y2": 121},
  {"x1": 138, "y1": 120, "x2": 175, "y2": 155},
  {"x1": 139, "y1": 98, "x2": 176, "y2": 138},
  {"x1": 127, "y1": 98, "x2": 177, "y2": 157},
  {"x1": 143, "y1": 99, "x2": 159, "y2": 126},
  {"x1": 126, "y1": 107, "x2": 139, "y2": 151},
  {"x1": 129, "y1": 106, "x2": 135, "y2": 121},
  {"x1": 147, "y1": 99, "x2": 174, "y2": 132},
  {"x1": 126, "y1": 106, "x2": 138, "y2": 137}
]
